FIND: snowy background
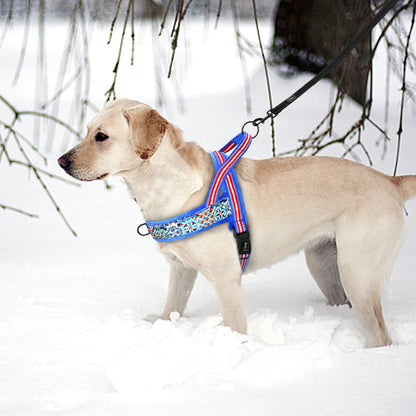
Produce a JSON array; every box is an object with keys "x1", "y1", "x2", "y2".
[{"x1": 1, "y1": 16, "x2": 416, "y2": 416}]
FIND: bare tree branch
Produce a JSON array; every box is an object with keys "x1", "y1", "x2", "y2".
[
  {"x1": 393, "y1": 0, "x2": 416, "y2": 175},
  {"x1": 277, "y1": 0, "x2": 416, "y2": 167},
  {"x1": 1, "y1": 97, "x2": 80, "y2": 236},
  {"x1": 105, "y1": 0, "x2": 134, "y2": 101}
]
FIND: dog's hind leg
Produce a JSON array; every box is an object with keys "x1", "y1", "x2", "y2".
[
  {"x1": 335, "y1": 212, "x2": 406, "y2": 347},
  {"x1": 337, "y1": 262, "x2": 393, "y2": 348},
  {"x1": 162, "y1": 254, "x2": 197, "y2": 319},
  {"x1": 305, "y1": 240, "x2": 350, "y2": 306}
]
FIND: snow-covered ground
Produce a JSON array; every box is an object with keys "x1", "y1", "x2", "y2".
[{"x1": 1, "y1": 17, "x2": 416, "y2": 415}]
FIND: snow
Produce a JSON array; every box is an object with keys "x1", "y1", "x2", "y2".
[{"x1": 1, "y1": 17, "x2": 416, "y2": 415}]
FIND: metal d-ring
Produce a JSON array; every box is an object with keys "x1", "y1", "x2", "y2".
[
  {"x1": 241, "y1": 120, "x2": 260, "y2": 139},
  {"x1": 241, "y1": 112, "x2": 275, "y2": 138},
  {"x1": 137, "y1": 223, "x2": 150, "y2": 236}
]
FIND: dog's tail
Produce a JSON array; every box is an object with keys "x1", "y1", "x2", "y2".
[{"x1": 391, "y1": 175, "x2": 416, "y2": 202}]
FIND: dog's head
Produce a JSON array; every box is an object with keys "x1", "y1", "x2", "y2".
[{"x1": 58, "y1": 99, "x2": 177, "y2": 181}]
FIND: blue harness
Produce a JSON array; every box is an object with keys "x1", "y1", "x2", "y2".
[{"x1": 142, "y1": 132, "x2": 252, "y2": 271}]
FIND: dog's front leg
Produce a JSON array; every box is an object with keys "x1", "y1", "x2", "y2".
[
  {"x1": 210, "y1": 271, "x2": 247, "y2": 334},
  {"x1": 162, "y1": 254, "x2": 197, "y2": 320}
]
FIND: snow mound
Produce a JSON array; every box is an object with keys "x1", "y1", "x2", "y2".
[{"x1": 82, "y1": 304, "x2": 416, "y2": 395}]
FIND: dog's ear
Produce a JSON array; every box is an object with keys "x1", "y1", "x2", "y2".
[{"x1": 123, "y1": 106, "x2": 168, "y2": 160}]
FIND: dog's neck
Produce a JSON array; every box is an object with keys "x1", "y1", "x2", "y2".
[{"x1": 123, "y1": 139, "x2": 212, "y2": 222}]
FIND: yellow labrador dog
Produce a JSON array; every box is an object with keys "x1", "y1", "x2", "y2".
[{"x1": 58, "y1": 98, "x2": 416, "y2": 348}]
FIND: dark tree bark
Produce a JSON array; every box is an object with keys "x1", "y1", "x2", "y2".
[{"x1": 271, "y1": 0, "x2": 372, "y2": 106}]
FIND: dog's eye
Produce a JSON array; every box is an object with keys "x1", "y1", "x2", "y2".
[{"x1": 95, "y1": 132, "x2": 109, "y2": 142}]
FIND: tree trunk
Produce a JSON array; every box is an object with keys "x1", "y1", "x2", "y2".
[{"x1": 271, "y1": 0, "x2": 372, "y2": 106}]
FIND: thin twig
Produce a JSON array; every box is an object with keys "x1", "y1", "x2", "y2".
[
  {"x1": 393, "y1": 1, "x2": 416, "y2": 176},
  {"x1": 0, "y1": 0, "x2": 14, "y2": 45},
  {"x1": 11, "y1": 129, "x2": 78, "y2": 236},
  {"x1": 108, "y1": 0, "x2": 124, "y2": 44},
  {"x1": 0, "y1": 121, "x2": 47, "y2": 164},
  {"x1": 252, "y1": 0, "x2": 275, "y2": 156},
  {"x1": 0, "y1": 204, "x2": 39, "y2": 219},
  {"x1": 165, "y1": 0, "x2": 195, "y2": 78},
  {"x1": 7, "y1": 159, "x2": 81, "y2": 186},
  {"x1": 130, "y1": 0, "x2": 135, "y2": 65},
  {"x1": 105, "y1": 0, "x2": 134, "y2": 101},
  {"x1": 167, "y1": 0, "x2": 184, "y2": 78},
  {"x1": 159, "y1": 0, "x2": 174, "y2": 36},
  {"x1": 215, "y1": 0, "x2": 223, "y2": 29},
  {"x1": 19, "y1": 110, "x2": 82, "y2": 140}
]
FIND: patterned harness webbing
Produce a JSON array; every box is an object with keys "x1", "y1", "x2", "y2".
[{"x1": 145, "y1": 132, "x2": 252, "y2": 271}]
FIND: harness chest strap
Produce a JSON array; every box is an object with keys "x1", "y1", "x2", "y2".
[{"x1": 142, "y1": 132, "x2": 252, "y2": 271}]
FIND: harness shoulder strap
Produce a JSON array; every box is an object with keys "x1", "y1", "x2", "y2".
[
  {"x1": 209, "y1": 132, "x2": 252, "y2": 271},
  {"x1": 206, "y1": 132, "x2": 252, "y2": 205}
]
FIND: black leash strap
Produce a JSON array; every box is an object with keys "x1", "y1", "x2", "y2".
[{"x1": 243, "y1": 0, "x2": 400, "y2": 136}]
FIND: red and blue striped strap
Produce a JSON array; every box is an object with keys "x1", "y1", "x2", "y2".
[{"x1": 207, "y1": 132, "x2": 252, "y2": 271}]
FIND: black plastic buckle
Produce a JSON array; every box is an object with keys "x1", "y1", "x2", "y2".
[{"x1": 234, "y1": 230, "x2": 251, "y2": 257}]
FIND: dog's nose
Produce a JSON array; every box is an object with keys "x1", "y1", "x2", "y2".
[{"x1": 58, "y1": 154, "x2": 71, "y2": 169}]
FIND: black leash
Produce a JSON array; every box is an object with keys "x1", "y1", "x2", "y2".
[{"x1": 243, "y1": 0, "x2": 400, "y2": 137}]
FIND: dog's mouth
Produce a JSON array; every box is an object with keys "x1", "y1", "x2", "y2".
[
  {"x1": 95, "y1": 173, "x2": 109, "y2": 180},
  {"x1": 75, "y1": 172, "x2": 109, "y2": 182}
]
